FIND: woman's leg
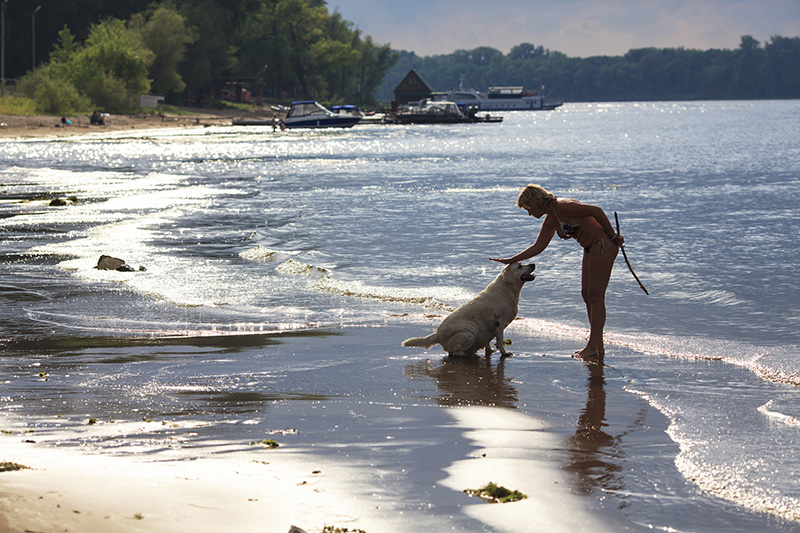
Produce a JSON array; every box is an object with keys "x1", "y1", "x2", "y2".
[{"x1": 576, "y1": 242, "x2": 618, "y2": 358}]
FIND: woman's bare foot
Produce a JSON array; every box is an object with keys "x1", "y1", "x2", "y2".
[{"x1": 572, "y1": 346, "x2": 604, "y2": 361}]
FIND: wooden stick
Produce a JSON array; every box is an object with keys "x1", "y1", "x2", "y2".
[{"x1": 615, "y1": 212, "x2": 649, "y2": 295}]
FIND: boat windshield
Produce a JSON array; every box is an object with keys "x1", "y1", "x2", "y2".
[
  {"x1": 422, "y1": 101, "x2": 464, "y2": 116},
  {"x1": 488, "y1": 86, "x2": 525, "y2": 98},
  {"x1": 450, "y1": 91, "x2": 480, "y2": 101},
  {"x1": 287, "y1": 101, "x2": 331, "y2": 118}
]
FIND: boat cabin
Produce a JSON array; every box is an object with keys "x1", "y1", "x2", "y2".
[
  {"x1": 488, "y1": 87, "x2": 529, "y2": 98},
  {"x1": 286, "y1": 101, "x2": 332, "y2": 118}
]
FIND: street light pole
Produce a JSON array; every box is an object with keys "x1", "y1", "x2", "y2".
[
  {"x1": 1, "y1": 0, "x2": 7, "y2": 96},
  {"x1": 32, "y1": 5, "x2": 41, "y2": 70}
]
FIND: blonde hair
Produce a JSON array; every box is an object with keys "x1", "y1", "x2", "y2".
[{"x1": 517, "y1": 184, "x2": 555, "y2": 209}]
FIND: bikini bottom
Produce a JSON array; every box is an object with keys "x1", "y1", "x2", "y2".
[{"x1": 583, "y1": 238, "x2": 607, "y2": 257}]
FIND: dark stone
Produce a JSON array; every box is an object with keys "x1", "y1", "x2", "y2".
[{"x1": 96, "y1": 255, "x2": 126, "y2": 270}]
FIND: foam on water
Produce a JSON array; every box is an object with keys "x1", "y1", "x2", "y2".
[{"x1": 758, "y1": 400, "x2": 800, "y2": 428}]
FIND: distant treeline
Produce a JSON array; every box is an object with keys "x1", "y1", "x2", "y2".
[
  {"x1": 381, "y1": 36, "x2": 800, "y2": 103},
  {"x1": 3, "y1": 0, "x2": 798, "y2": 113}
]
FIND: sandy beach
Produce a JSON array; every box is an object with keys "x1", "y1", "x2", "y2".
[
  {"x1": 0, "y1": 321, "x2": 656, "y2": 533},
  {"x1": 0, "y1": 110, "x2": 263, "y2": 139}
]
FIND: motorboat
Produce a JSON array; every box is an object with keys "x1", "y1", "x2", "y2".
[
  {"x1": 283, "y1": 101, "x2": 361, "y2": 128},
  {"x1": 331, "y1": 105, "x2": 388, "y2": 124},
  {"x1": 331, "y1": 104, "x2": 363, "y2": 117},
  {"x1": 392, "y1": 100, "x2": 502, "y2": 124}
]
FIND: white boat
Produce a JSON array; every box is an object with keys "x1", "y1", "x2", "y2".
[
  {"x1": 434, "y1": 86, "x2": 562, "y2": 111},
  {"x1": 392, "y1": 100, "x2": 502, "y2": 124},
  {"x1": 331, "y1": 105, "x2": 387, "y2": 124},
  {"x1": 283, "y1": 101, "x2": 361, "y2": 129}
]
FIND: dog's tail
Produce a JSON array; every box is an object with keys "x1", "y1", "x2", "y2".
[{"x1": 402, "y1": 333, "x2": 439, "y2": 349}]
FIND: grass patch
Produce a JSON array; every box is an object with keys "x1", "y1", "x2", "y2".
[
  {"x1": 0, "y1": 462, "x2": 30, "y2": 472},
  {"x1": 0, "y1": 96, "x2": 38, "y2": 116},
  {"x1": 464, "y1": 482, "x2": 528, "y2": 503},
  {"x1": 141, "y1": 104, "x2": 196, "y2": 117}
]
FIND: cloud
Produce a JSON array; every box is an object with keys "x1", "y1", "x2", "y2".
[{"x1": 329, "y1": 0, "x2": 800, "y2": 56}]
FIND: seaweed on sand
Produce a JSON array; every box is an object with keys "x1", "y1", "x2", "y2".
[
  {"x1": 464, "y1": 482, "x2": 528, "y2": 503},
  {"x1": 251, "y1": 439, "x2": 279, "y2": 448},
  {"x1": 0, "y1": 462, "x2": 30, "y2": 472}
]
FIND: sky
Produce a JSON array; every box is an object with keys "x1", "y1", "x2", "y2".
[{"x1": 328, "y1": 0, "x2": 800, "y2": 57}]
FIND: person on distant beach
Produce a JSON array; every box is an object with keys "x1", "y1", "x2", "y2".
[
  {"x1": 490, "y1": 184, "x2": 624, "y2": 359},
  {"x1": 90, "y1": 111, "x2": 105, "y2": 126}
]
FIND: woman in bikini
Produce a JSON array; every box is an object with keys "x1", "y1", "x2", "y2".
[{"x1": 490, "y1": 184, "x2": 624, "y2": 359}]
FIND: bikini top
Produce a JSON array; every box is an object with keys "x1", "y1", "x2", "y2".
[
  {"x1": 560, "y1": 222, "x2": 579, "y2": 239},
  {"x1": 552, "y1": 209, "x2": 578, "y2": 240}
]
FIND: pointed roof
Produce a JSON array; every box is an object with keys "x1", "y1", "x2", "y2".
[{"x1": 393, "y1": 69, "x2": 433, "y2": 104}]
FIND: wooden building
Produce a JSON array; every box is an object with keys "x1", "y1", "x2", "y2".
[{"x1": 393, "y1": 69, "x2": 433, "y2": 106}]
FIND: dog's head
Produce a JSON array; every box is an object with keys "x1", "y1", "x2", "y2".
[{"x1": 502, "y1": 262, "x2": 536, "y2": 283}]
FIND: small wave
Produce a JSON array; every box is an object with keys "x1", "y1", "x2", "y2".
[
  {"x1": 513, "y1": 318, "x2": 800, "y2": 389},
  {"x1": 309, "y1": 275, "x2": 455, "y2": 311},
  {"x1": 239, "y1": 246, "x2": 280, "y2": 261},
  {"x1": 273, "y1": 258, "x2": 464, "y2": 311},
  {"x1": 758, "y1": 400, "x2": 800, "y2": 427},
  {"x1": 674, "y1": 451, "x2": 800, "y2": 523},
  {"x1": 750, "y1": 363, "x2": 800, "y2": 387},
  {"x1": 23, "y1": 310, "x2": 327, "y2": 339},
  {"x1": 512, "y1": 317, "x2": 590, "y2": 342},
  {"x1": 276, "y1": 258, "x2": 329, "y2": 276}
]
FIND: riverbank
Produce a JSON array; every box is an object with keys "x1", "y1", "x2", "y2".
[{"x1": 0, "y1": 109, "x2": 271, "y2": 138}]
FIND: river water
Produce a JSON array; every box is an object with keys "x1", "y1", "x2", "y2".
[{"x1": 1, "y1": 100, "x2": 799, "y2": 531}]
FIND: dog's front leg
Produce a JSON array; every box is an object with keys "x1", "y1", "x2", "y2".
[{"x1": 494, "y1": 326, "x2": 512, "y2": 357}]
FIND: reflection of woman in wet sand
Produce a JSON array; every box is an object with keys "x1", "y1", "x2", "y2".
[
  {"x1": 566, "y1": 362, "x2": 623, "y2": 495},
  {"x1": 404, "y1": 358, "x2": 518, "y2": 408}
]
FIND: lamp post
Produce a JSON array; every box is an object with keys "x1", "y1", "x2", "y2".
[
  {"x1": 32, "y1": 5, "x2": 41, "y2": 70},
  {"x1": 1, "y1": 0, "x2": 8, "y2": 96}
]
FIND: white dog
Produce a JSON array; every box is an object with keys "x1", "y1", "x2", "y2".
[{"x1": 402, "y1": 262, "x2": 535, "y2": 357}]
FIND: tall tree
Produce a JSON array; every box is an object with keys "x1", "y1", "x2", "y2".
[{"x1": 129, "y1": 5, "x2": 198, "y2": 96}]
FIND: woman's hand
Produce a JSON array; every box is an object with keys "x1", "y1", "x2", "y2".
[
  {"x1": 611, "y1": 233, "x2": 625, "y2": 247},
  {"x1": 489, "y1": 257, "x2": 515, "y2": 264}
]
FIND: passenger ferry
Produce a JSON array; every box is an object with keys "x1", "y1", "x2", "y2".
[{"x1": 434, "y1": 86, "x2": 562, "y2": 111}]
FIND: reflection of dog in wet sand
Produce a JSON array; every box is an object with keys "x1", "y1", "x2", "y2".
[{"x1": 402, "y1": 263, "x2": 535, "y2": 357}]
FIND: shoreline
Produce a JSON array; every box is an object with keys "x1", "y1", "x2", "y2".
[{"x1": 0, "y1": 110, "x2": 263, "y2": 139}]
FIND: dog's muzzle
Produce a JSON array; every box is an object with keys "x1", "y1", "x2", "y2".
[{"x1": 521, "y1": 264, "x2": 536, "y2": 282}]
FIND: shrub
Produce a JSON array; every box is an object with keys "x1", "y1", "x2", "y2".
[{"x1": 33, "y1": 78, "x2": 90, "y2": 115}]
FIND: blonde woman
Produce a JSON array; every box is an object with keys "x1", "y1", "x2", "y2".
[{"x1": 490, "y1": 184, "x2": 624, "y2": 359}]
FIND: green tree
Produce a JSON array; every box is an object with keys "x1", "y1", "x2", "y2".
[
  {"x1": 130, "y1": 5, "x2": 198, "y2": 95},
  {"x1": 235, "y1": 0, "x2": 394, "y2": 105},
  {"x1": 354, "y1": 35, "x2": 397, "y2": 106},
  {"x1": 70, "y1": 19, "x2": 154, "y2": 112},
  {"x1": 21, "y1": 19, "x2": 153, "y2": 114},
  {"x1": 764, "y1": 36, "x2": 800, "y2": 98}
]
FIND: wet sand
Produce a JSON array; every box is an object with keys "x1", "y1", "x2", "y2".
[{"x1": 0, "y1": 322, "x2": 654, "y2": 533}]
